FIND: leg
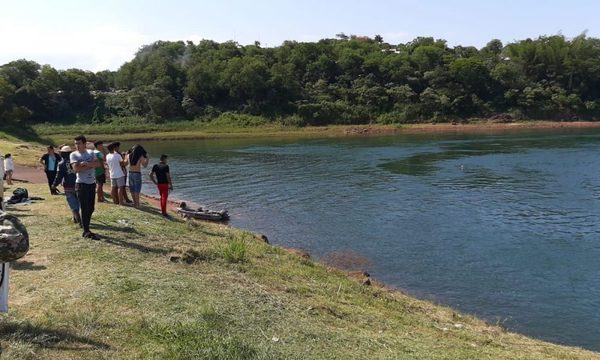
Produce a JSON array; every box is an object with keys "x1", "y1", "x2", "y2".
[
  {"x1": 158, "y1": 184, "x2": 168, "y2": 215},
  {"x1": 46, "y1": 171, "x2": 57, "y2": 194},
  {"x1": 111, "y1": 183, "x2": 119, "y2": 204},
  {"x1": 96, "y1": 182, "x2": 104, "y2": 202},
  {"x1": 132, "y1": 192, "x2": 140, "y2": 208},
  {"x1": 118, "y1": 186, "x2": 126, "y2": 205},
  {"x1": 76, "y1": 184, "x2": 92, "y2": 233},
  {"x1": 129, "y1": 172, "x2": 142, "y2": 208},
  {"x1": 65, "y1": 191, "x2": 81, "y2": 226}
]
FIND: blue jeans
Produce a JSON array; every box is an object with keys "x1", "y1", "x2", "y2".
[
  {"x1": 65, "y1": 190, "x2": 80, "y2": 212},
  {"x1": 128, "y1": 171, "x2": 142, "y2": 193}
]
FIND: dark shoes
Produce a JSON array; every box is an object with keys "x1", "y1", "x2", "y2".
[{"x1": 82, "y1": 231, "x2": 100, "y2": 240}]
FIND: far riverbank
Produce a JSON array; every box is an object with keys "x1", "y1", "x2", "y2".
[{"x1": 31, "y1": 120, "x2": 600, "y2": 144}]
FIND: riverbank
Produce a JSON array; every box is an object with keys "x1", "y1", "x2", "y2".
[
  {"x1": 3, "y1": 183, "x2": 598, "y2": 358},
  {"x1": 27, "y1": 120, "x2": 600, "y2": 144},
  {"x1": 2, "y1": 157, "x2": 599, "y2": 357}
]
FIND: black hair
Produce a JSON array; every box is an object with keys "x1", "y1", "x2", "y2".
[
  {"x1": 160, "y1": 154, "x2": 168, "y2": 161},
  {"x1": 130, "y1": 144, "x2": 148, "y2": 166},
  {"x1": 74, "y1": 135, "x2": 87, "y2": 143},
  {"x1": 47, "y1": 145, "x2": 54, "y2": 149},
  {"x1": 94, "y1": 141, "x2": 103, "y2": 147},
  {"x1": 4, "y1": 154, "x2": 11, "y2": 158}
]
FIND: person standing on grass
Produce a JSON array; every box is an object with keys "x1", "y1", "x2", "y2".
[
  {"x1": 40, "y1": 146, "x2": 61, "y2": 195},
  {"x1": 150, "y1": 154, "x2": 172, "y2": 217},
  {"x1": 120, "y1": 150, "x2": 133, "y2": 204},
  {"x1": 70, "y1": 135, "x2": 100, "y2": 240},
  {"x1": 52, "y1": 145, "x2": 81, "y2": 227},
  {"x1": 127, "y1": 144, "x2": 149, "y2": 208},
  {"x1": 3, "y1": 154, "x2": 14, "y2": 186},
  {"x1": 93, "y1": 141, "x2": 108, "y2": 203},
  {"x1": 106, "y1": 142, "x2": 128, "y2": 205}
]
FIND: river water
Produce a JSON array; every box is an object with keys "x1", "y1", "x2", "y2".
[{"x1": 138, "y1": 129, "x2": 600, "y2": 350}]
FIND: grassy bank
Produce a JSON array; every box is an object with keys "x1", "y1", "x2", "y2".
[
  {"x1": 31, "y1": 117, "x2": 600, "y2": 145},
  {"x1": 0, "y1": 128, "x2": 48, "y2": 168},
  {"x1": 2, "y1": 183, "x2": 598, "y2": 359}
]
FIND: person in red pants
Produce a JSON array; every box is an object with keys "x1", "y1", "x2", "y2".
[{"x1": 150, "y1": 154, "x2": 173, "y2": 217}]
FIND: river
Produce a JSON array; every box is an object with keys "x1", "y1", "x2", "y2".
[{"x1": 135, "y1": 129, "x2": 600, "y2": 350}]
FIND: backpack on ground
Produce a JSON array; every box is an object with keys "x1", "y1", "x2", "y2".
[{"x1": 7, "y1": 188, "x2": 29, "y2": 204}]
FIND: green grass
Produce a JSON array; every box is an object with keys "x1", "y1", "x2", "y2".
[
  {"x1": 1, "y1": 183, "x2": 598, "y2": 359},
  {"x1": 0, "y1": 128, "x2": 49, "y2": 167}
]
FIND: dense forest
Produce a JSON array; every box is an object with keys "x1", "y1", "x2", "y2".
[{"x1": 2, "y1": 33, "x2": 600, "y2": 127}]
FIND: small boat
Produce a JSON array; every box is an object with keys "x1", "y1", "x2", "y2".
[{"x1": 176, "y1": 202, "x2": 229, "y2": 221}]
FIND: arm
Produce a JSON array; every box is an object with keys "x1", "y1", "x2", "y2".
[
  {"x1": 71, "y1": 153, "x2": 100, "y2": 173},
  {"x1": 141, "y1": 156, "x2": 149, "y2": 168},
  {"x1": 167, "y1": 173, "x2": 173, "y2": 190},
  {"x1": 52, "y1": 164, "x2": 65, "y2": 188},
  {"x1": 149, "y1": 171, "x2": 157, "y2": 185}
]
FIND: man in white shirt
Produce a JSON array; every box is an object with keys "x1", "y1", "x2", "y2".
[{"x1": 106, "y1": 142, "x2": 128, "y2": 205}]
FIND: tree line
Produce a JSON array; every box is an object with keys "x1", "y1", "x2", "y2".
[{"x1": 2, "y1": 33, "x2": 600, "y2": 127}]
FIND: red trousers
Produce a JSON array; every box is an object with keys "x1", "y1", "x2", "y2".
[{"x1": 157, "y1": 184, "x2": 169, "y2": 214}]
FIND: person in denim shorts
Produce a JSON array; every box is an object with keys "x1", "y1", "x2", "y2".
[
  {"x1": 126, "y1": 144, "x2": 149, "y2": 208},
  {"x1": 52, "y1": 145, "x2": 81, "y2": 226}
]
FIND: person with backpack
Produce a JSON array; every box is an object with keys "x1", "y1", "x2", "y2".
[
  {"x1": 40, "y1": 146, "x2": 61, "y2": 195},
  {"x1": 52, "y1": 145, "x2": 81, "y2": 226}
]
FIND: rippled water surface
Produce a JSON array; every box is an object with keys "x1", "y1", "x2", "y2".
[{"x1": 139, "y1": 129, "x2": 600, "y2": 350}]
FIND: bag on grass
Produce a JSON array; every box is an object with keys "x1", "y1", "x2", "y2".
[
  {"x1": 0, "y1": 211, "x2": 29, "y2": 262},
  {"x1": 7, "y1": 188, "x2": 28, "y2": 204}
]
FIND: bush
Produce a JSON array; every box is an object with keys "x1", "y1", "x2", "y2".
[
  {"x1": 221, "y1": 238, "x2": 247, "y2": 263},
  {"x1": 278, "y1": 114, "x2": 306, "y2": 127},
  {"x1": 211, "y1": 112, "x2": 269, "y2": 127}
]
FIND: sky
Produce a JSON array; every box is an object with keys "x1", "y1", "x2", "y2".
[{"x1": 1, "y1": 0, "x2": 598, "y2": 72}]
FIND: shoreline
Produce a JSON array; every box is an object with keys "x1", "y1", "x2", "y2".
[
  {"x1": 7, "y1": 160, "x2": 600, "y2": 354},
  {"x1": 35, "y1": 120, "x2": 600, "y2": 143}
]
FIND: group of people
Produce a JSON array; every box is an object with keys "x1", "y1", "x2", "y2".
[{"x1": 43, "y1": 135, "x2": 173, "y2": 240}]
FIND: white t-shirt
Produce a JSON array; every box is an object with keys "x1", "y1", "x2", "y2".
[
  {"x1": 3, "y1": 158, "x2": 14, "y2": 171},
  {"x1": 106, "y1": 152, "x2": 125, "y2": 179}
]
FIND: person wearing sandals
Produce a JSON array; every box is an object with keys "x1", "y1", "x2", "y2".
[
  {"x1": 52, "y1": 145, "x2": 82, "y2": 227},
  {"x1": 127, "y1": 144, "x2": 149, "y2": 208},
  {"x1": 70, "y1": 135, "x2": 101, "y2": 240}
]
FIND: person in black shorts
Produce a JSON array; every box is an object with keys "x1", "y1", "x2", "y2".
[{"x1": 93, "y1": 141, "x2": 107, "y2": 202}]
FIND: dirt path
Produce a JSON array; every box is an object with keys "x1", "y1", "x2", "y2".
[{"x1": 12, "y1": 165, "x2": 47, "y2": 184}]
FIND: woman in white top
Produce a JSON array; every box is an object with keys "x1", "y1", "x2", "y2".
[{"x1": 3, "y1": 154, "x2": 14, "y2": 185}]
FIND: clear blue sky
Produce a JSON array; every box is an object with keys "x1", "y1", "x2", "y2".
[{"x1": 1, "y1": 0, "x2": 598, "y2": 71}]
